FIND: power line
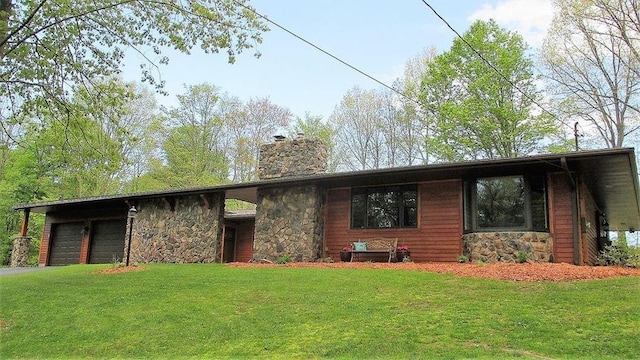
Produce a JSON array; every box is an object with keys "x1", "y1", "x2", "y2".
[
  {"x1": 229, "y1": 0, "x2": 423, "y2": 108},
  {"x1": 418, "y1": 0, "x2": 574, "y2": 130}
]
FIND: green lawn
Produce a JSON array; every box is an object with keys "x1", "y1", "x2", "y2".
[{"x1": 1, "y1": 264, "x2": 639, "y2": 359}]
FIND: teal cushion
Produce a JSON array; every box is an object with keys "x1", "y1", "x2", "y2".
[{"x1": 353, "y1": 242, "x2": 367, "y2": 251}]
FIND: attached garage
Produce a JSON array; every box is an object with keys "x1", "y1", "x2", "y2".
[
  {"x1": 48, "y1": 222, "x2": 84, "y2": 265},
  {"x1": 89, "y1": 219, "x2": 127, "y2": 264}
]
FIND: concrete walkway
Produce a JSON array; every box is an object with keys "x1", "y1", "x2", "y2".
[{"x1": 0, "y1": 267, "x2": 53, "y2": 276}]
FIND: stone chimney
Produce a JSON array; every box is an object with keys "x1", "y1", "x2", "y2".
[
  {"x1": 253, "y1": 134, "x2": 328, "y2": 262},
  {"x1": 257, "y1": 134, "x2": 328, "y2": 180}
]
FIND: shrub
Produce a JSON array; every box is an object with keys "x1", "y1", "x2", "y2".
[
  {"x1": 516, "y1": 251, "x2": 530, "y2": 264},
  {"x1": 596, "y1": 242, "x2": 639, "y2": 268},
  {"x1": 275, "y1": 255, "x2": 292, "y2": 264},
  {"x1": 457, "y1": 255, "x2": 468, "y2": 263}
]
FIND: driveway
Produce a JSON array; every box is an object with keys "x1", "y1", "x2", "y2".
[{"x1": 0, "y1": 267, "x2": 53, "y2": 276}]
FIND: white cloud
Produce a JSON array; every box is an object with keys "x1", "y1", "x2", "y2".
[{"x1": 469, "y1": 0, "x2": 555, "y2": 48}]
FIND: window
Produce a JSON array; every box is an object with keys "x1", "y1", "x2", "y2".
[
  {"x1": 351, "y1": 185, "x2": 417, "y2": 229},
  {"x1": 477, "y1": 176, "x2": 525, "y2": 228},
  {"x1": 465, "y1": 175, "x2": 548, "y2": 231}
]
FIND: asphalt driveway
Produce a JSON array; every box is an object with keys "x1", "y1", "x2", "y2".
[{"x1": 0, "y1": 267, "x2": 54, "y2": 276}]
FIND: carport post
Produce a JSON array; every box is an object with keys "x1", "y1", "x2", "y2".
[
  {"x1": 126, "y1": 206, "x2": 137, "y2": 266},
  {"x1": 20, "y1": 208, "x2": 30, "y2": 237}
]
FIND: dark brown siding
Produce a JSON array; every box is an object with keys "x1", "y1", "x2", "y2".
[
  {"x1": 579, "y1": 181, "x2": 599, "y2": 265},
  {"x1": 324, "y1": 180, "x2": 463, "y2": 262},
  {"x1": 226, "y1": 219, "x2": 254, "y2": 262},
  {"x1": 549, "y1": 172, "x2": 575, "y2": 264}
]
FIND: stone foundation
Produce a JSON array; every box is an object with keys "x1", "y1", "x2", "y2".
[
  {"x1": 10, "y1": 236, "x2": 31, "y2": 267},
  {"x1": 253, "y1": 186, "x2": 324, "y2": 262},
  {"x1": 130, "y1": 193, "x2": 225, "y2": 263},
  {"x1": 463, "y1": 232, "x2": 553, "y2": 263}
]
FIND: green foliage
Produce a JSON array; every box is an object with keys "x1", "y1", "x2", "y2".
[
  {"x1": 517, "y1": 251, "x2": 530, "y2": 264},
  {"x1": 274, "y1": 255, "x2": 292, "y2": 264},
  {"x1": 1, "y1": 0, "x2": 267, "y2": 139},
  {"x1": 290, "y1": 112, "x2": 338, "y2": 172},
  {"x1": 596, "y1": 241, "x2": 639, "y2": 268},
  {"x1": 1, "y1": 264, "x2": 639, "y2": 358},
  {"x1": 457, "y1": 255, "x2": 469, "y2": 263},
  {"x1": 420, "y1": 20, "x2": 557, "y2": 161}
]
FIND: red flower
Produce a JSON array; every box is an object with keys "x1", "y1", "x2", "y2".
[
  {"x1": 342, "y1": 244, "x2": 353, "y2": 251},
  {"x1": 397, "y1": 245, "x2": 409, "y2": 251}
]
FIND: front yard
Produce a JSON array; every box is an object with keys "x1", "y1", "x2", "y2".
[{"x1": 1, "y1": 263, "x2": 639, "y2": 358}]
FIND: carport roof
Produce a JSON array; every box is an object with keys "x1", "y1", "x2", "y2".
[{"x1": 14, "y1": 148, "x2": 640, "y2": 231}]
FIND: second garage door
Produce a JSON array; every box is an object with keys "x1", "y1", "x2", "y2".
[{"x1": 89, "y1": 219, "x2": 127, "y2": 264}]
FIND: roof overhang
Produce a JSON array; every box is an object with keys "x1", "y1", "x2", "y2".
[{"x1": 14, "y1": 148, "x2": 639, "y2": 231}]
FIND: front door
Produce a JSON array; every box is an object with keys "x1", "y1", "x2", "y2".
[{"x1": 223, "y1": 227, "x2": 236, "y2": 262}]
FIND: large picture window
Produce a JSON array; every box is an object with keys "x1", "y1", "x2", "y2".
[
  {"x1": 351, "y1": 185, "x2": 417, "y2": 229},
  {"x1": 465, "y1": 175, "x2": 548, "y2": 231}
]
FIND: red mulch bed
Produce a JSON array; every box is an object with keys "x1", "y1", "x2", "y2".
[
  {"x1": 96, "y1": 265, "x2": 147, "y2": 275},
  {"x1": 227, "y1": 261, "x2": 640, "y2": 282}
]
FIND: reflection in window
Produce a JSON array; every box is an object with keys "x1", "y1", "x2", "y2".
[
  {"x1": 351, "y1": 185, "x2": 417, "y2": 229},
  {"x1": 467, "y1": 175, "x2": 548, "y2": 231},
  {"x1": 477, "y1": 177, "x2": 525, "y2": 228}
]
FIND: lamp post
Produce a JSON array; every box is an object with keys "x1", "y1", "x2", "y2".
[{"x1": 126, "y1": 206, "x2": 137, "y2": 266}]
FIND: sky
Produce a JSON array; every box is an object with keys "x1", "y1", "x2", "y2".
[{"x1": 121, "y1": 0, "x2": 555, "y2": 119}]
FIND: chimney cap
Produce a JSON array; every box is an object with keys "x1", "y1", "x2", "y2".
[{"x1": 274, "y1": 135, "x2": 286, "y2": 142}]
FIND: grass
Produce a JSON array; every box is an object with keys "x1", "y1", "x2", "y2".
[{"x1": 1, "y1": 264, "x2": 639, "y2": 359}]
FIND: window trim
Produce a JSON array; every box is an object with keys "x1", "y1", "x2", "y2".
[{"x1": 350, "y1": 185, "x2": 418, "y2": 229}]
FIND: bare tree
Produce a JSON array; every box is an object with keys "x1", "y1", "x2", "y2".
[
  {"x1": 398, "y1": 47, "x2": 438, "y2": 164},
  {"x1": 331, "y1": 87, "x2": 383, "y2": 171},
  {"x1": 541, "y1": 0, "x2": 640, "y2": 148}
]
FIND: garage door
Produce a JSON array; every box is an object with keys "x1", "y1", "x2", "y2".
[
  {"x1": 89, "y1": 219, "x2": 127, "y2": 264},
  {"x1": 48, "y1": 222, "x2": 84, "y2": 265}
]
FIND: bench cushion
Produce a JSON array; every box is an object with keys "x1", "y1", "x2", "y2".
[{"x1": 353, "y1": 242, "x2": 367, "y2": 251}]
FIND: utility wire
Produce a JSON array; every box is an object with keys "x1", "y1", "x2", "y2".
[
  {"x1": 418, "y1": 0, "x2": 574, "y2": 130},
  {"x1": 230, "y1": 0, "x2": 423, "y2": 108}
]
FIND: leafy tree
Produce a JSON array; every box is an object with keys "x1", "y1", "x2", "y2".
[
  {"x1": 0, "y1": 78, "x2": 151, "y2": 264},
  {"x1": 420, "y1": 20, "x2": 557, "y2": 161},
  {"x1": 290, "y1": 112, "x2": 338, "y2": 172},
  {"x1": 0, "y1": 0, "x2": 267, "y2": 143},
  {"x1": 147, "y1": 83, "x2": 228, "y2": 188},
  {"x1": 541, "y1": 0, "x2": 640, "y2": 148}
]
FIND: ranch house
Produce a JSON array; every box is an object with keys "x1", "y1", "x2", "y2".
[{"x1": 11, "y1": 136, "x2": 640, "y2": 267}]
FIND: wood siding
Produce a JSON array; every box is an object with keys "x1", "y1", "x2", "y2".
[
  {"x1": 549, "y1": 172, "x2": 576, "y2": 264},
  {"x1": 324, "y1": 180, "x2": 463, "y2": 262}
]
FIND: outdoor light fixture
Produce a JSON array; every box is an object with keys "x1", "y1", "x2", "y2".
[{"x1": 126, "y1": 206, "x2": 137, "y2": 266}]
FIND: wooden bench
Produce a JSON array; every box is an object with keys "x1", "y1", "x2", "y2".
[{"x1": 350, "y1": 237, "x2": 398, "y2": 263}]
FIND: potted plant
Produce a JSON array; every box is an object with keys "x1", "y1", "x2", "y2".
[
  {"x1": 396, "y1": 244, "x2": 410, "y2": 262},
  {"x1": 340, "y1": 244, "x2": 353, "y2": 262}
]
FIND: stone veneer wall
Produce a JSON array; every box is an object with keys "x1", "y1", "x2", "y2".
[
  {"x1": 463, "y1": 232, "x2": 553, "y2": 263},
  {"x1": 253, "y1": 186, "x2": 325, "y2": 262},
  {"x1": 258, "y1": 137, "x2": 328, "y2": 179},
  {"x1": 10, "y1": 236, "x2": 31, "y2": 267},
  {"x1": 129, "y1": 193, "x2": 224, "y2": 263}
]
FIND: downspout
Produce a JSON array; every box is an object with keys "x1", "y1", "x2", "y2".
[{"x1": 561, "y1": 157, "x2": 581, "y2": 265}]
